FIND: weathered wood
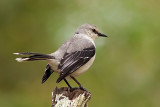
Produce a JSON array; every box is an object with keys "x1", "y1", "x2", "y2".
[{"x1": 51, "y1": 87, "x2": 91, "y2": 107}]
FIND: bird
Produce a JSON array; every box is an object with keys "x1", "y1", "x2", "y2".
[{"x1": 14, "y1": 24, "x2": 107, "y2": 90}]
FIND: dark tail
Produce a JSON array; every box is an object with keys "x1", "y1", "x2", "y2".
[
  {"x1": 42, "y1": 64, "x2": 54, "y2": 84},
  {"x1": 13, "y1": 52, "x2": 55, "y2": 62}
]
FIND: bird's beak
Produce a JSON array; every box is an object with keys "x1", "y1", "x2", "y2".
[{"x1": 97, "y1": 32, "x2": 107, "y2": 37}]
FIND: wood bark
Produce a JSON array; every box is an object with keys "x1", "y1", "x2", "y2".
[{"x1": 51, "y1": 87, "x2": 91, "y2": 107}]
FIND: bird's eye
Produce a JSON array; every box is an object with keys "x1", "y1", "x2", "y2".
[
  {"x1": 75, "y1": 32, "x2": 79, "y2": 34},
  {"x1": 92, "y1": 29, "x2": 97, "y2": 33}
]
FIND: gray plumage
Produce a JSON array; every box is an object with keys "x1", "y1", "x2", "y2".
[{"x1": 14, "y1": 23, "x2": 107, "y2": 89}]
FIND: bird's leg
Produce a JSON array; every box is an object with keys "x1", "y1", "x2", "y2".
[
  {"x1": 64, "y1": 78, "x2": 77, "y2": 91},
  {"x1": 64, "y1": 78, "x2": 72, "y2": 89},
  {"x1": 70, "y1": 75, "x2": 87, "y2": 91}
]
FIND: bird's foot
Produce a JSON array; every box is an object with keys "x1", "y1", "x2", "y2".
[
  {"x1": 69, "y1": 87, "x2": 78, "y2": 92},
  {"x1": 68, "y1": 86, "x2": 88, "y2": 92},
  {"x1": 79, "y1": 86, "x2": 88, "y2": 91}
]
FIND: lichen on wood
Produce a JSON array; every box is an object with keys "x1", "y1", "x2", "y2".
[{"x1": 51, "y1": 87, "x2": 91, "y2": 107}]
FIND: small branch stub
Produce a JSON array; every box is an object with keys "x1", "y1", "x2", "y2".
[{"x1": 51, "y1": 87, "x2": 91, "y2": 107}]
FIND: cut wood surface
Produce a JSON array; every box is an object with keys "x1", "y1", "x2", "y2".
[{"x1": 51, "y1": 87, "x2": 91, "y2": 107}]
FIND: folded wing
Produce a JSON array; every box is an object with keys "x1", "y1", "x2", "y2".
[{"x1": 56, "y1": 46, "x2": 95, "y2": 83}]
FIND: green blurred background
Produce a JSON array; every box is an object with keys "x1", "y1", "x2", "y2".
[{"x1": 0, "y1": 0, "x2": 160, "y2": 107}]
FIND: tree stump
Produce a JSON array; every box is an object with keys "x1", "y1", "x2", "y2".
[{"x1": 51, "y1": 87, "x2": 91, "y2": 107}]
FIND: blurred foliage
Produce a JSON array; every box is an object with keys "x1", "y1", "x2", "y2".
[{"x1": 0, "y1": 0, "x2": 160, "y2": 107}]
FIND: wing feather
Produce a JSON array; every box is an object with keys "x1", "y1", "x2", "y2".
[{"x1": 56, "y1": 46, "x2": 95, "y2": 83}]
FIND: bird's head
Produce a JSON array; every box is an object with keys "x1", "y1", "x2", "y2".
[{"x1": 75, "y1": 24, "x2": 107, "y2": 41}]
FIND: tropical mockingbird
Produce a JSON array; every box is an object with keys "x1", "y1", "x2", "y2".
[{"x1": 14, "y1": 24, "x2": 107, "y2": 90}]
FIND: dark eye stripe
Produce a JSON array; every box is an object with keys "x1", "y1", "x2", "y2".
[{"x1": 92, "y1": 29, "x2": 98, "y2": 34}]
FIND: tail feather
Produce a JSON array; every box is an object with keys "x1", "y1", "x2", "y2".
[
  {"x1": 14, "y1": 52, "x2": 55, "y2": 62},
  {"x1": 42, "y1": 64, "x2": 54, "y2": 84}
]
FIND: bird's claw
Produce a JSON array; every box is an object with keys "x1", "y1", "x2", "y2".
[{"x1": 80, "y1": 86, "x2": 88, "y2": 91}]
